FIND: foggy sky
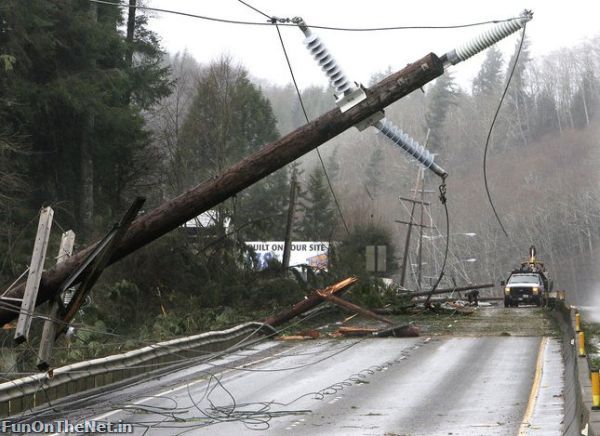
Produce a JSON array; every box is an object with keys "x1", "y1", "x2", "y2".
[{"x1": 147, "y1": 0, "x2": 600, "y2": 90}]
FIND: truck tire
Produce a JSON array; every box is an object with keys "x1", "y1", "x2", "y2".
[
  {"x1": 535, "y1": 296, "x2": 542, "y2": 307},
  {"x1": 504, "y1": 296, "x2": 510, "y2": 308}
]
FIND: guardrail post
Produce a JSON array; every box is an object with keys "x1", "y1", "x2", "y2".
[
  {"x1": 592, "y1": 368, "x2": 600, "y2": 410},
  {"x1": 579, "y1": 331, "x2": 586, "y2": 357}
]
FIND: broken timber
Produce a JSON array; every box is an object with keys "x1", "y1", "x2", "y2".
[
  {"x1": 37, "y1": 230, "x2": 75, "y2": 370},
  {"x1": 401, "y1": 283, "x2": 494, "y2": 298},
  {"x1": 316, "y1": 291, "x2": 394, "y2": 325},
  {"x1": 60, "y1": 197, "x2": 144, "y2": 329},
  {"x1": 0, "y1": 54, "x2": 445, "y2": 326},
  {"x1": 14, "y1": 207, "x2": 54, "y2": 344},
  {"x1": 264, "y1": 277, "x2": 358, "y2": 327}
]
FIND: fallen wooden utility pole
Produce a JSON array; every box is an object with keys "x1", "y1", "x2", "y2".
[
  {"x1": 0, "y1": 54, "x2": 444, "y2": 326},
  {"x1": 404, "y1": 283, "x2": 495, "y2": 298},
  {"x1": 316, "y1": 290, "x2": 394, "y2": 325},
  {"x1": 427, "y1": 296, "x2": 502, "y2": 303},
  {"x1": 263, "y1": 277, "x2": 358, "y2": 327}
]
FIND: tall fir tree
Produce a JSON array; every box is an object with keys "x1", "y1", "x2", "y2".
[
  {"x1": 424, "y1": 73, "x2": 457, "y2": 153},
  {"x1": 178, "y1": 57, "x2": 286, "y2": 240},
  {"x1": 505, "y1": 35, "x2": 533, "y2": 146},
  {"x1": 365, "y1": 147, "x2": 383, "y2": 199},
  {"x1": 298, "y1": 167, "x2": 336, "y2": 241},
  {"x1": 0, "y1": 0, "x2": 170, "y2": 239},
  {"x1": 326, "y1": 146, "x2": 341, "y2": 183},
  {"x1": 472, "y1": 46, "x2": 503, "y2": 96}
]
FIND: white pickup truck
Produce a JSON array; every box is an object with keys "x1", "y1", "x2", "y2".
[{"x1": 502, "y1": 272, "x2": 545, "y2": 307}]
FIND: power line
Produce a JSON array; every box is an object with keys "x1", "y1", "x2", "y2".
[
  {"x1": 424, "y1": 182, "x2": 450, "y2": 306},
  {"x1": 272, "y1": 23, "x2": 350, "y2": 235},
  {"x1": 233, "y1": 0, "x2": 350, "y2": 235},
  {"x1": 482, "y1": 25, "x2": 527, "y2": 240},
  {"x1": 89, "y1": 0, "x2": 519, "y2": 32}
]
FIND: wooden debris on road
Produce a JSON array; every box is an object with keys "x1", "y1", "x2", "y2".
[
  {"x1": 331, "y1": 324, "x2": 419, "y2": 338},
  {"x1": 278, "y1": 329, "x2": 320, "y2": 340},
  {"x1": 336, "y1": 326, "x2": 379, "y2": 336},
  {"x1": 316, "y1": 291, "x2": 395, "y2": 325},
  {"x1": 403, "y1": 283, "x2": 495, "y2": 298},
  {"x1": 263, "y1": 276, "x2": 358, "y2": 327}
]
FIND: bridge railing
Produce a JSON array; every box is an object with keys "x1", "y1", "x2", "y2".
[{"x1": 0, "y1": 322, "x2": 274, "y2": 417}]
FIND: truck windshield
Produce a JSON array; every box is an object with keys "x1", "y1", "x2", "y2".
[{"x1": 508, "y1": 274, "x2": 540, "y2": 284}]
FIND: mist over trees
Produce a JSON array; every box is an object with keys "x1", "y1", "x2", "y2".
[{"x1": 259, "y1": 34, "x2": 600, "y2": 298}]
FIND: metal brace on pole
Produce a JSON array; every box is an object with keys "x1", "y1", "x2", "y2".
[
  {"x1": 37, "y1": 230, "x2": 75, "y2": 370},
  {"x1": 14, "y1": 207, "x2": 54, "y2": 344},
  {"x1": 58, "y1": 196, "x2": 145, "y2": 335}
]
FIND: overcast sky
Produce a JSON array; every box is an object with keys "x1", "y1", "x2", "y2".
[{"x1": 146, "y1": 1, "x2": 599, "y2": 90}]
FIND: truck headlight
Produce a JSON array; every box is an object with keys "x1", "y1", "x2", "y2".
[
  {"x1": 532, "y1": 287, "x2": 539, "y2": 295},
  {"x1": 504, "y1": 287, "x2": 510, "y2": 294}
]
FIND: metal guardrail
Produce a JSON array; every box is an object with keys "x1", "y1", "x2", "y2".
[
  {"x1": 568, "y1": 305, "x2": 599, "y2": 436},
  {"x1": 0, "y1": 322, "x2": 274, "y2": 417}
]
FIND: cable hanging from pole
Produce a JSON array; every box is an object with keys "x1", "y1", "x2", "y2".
[{"x1": 236, "y1": 0, "x2": 351, "y2": 235}]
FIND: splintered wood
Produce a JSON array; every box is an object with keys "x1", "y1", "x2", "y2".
[
  {"x1": 317, "y1": 291, "x2": 394, "y2": 325},
  {"x1": 263, "y1": 276, "x2": 358, "y2": 327}
]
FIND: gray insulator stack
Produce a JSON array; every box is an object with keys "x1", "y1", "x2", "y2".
[
  {"x1": 303, "y1": 33, "x2": 353, "y2": 96},
  {"x1": 375, "y1": 119, "x2": 447, "y2": 178},
  {"x1": 444, "y1": 10, "x2": 533, "y2": 66}
]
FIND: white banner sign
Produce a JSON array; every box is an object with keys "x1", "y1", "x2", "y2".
[{"x1": 246, "y1": 241, "x2": 329, "y2": 270}]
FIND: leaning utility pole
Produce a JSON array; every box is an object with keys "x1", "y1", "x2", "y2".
[
  {"x1": 0, "y1": 54, "x2": 444, "y2": 326},
  {"x1": 0, "y1": 11, "x2": 532, "y2": 325}
]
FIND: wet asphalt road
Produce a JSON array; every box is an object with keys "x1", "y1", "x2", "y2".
[{"x1": 42, "y1": 333, "x2": 564, "y2": 436}]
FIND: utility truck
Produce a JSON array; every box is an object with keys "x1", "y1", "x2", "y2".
[{"x1": 502, "y1": 246, "x2": 551, "y2": 307}]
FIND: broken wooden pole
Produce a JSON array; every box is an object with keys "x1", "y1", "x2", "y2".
[
  {"x1": 336, "y1": 326, "x2": 379, "y2": 336},
  {"x1": 37, "y1": 230, "x2": 75, "y2": 370},
  {"x1": 0, "y1": 53, "x2": 444, "y2": 326},
  {"x1": 61, "y1": 197, "x2": 145, "y2": 329},
  {"x1": 402, "y1": 283, "x2": 495, "y2": 298},
  {"x1": 263, "y1": 277, "x2": 358, "y2": 327},
  {"x1": 14, "y1": 207, "x2": 54, "y2": 344},
  {"x1": 316, "y1": 291, "x2": 394, "y2": 325}
]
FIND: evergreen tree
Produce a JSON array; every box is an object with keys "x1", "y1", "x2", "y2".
[
  {"x1": 298, "y1": 167, "x2": 336, "y2": 240},
  {"x1": 178, "y1": 57, "x2": 286, "y2": 240},
  {"x1": 0, "y1": 0, "x2": 170, "y2": 237},
  {"x1": 424, "y1": 73, "x2": 457, "y2": 152},
  {"x1": 505, "y1": 35, "x2": 533, "y2": 146},
  {"x1": 472, "y1": 47, "x2": 503, "y2": 96},
  {"x1": 365, "y1": 147, "x2": 383, "y2": 198},
  {"x1": 326, "y1": 146, "x2": 341, "y2": 183},
  {"x1": 532, "y1": 88, "x2": 559, "y2": 136}
]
